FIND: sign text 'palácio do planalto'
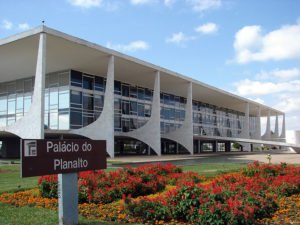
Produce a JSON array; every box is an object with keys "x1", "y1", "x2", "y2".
[{"x1": 21, "y1": 139, "x2": 106, "y2": 177}]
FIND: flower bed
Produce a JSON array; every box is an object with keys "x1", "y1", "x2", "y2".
[
  {"x1": 0, "y1": 162, "x2": 299, "y2": 224},
  {"x1": 125, "y1": 162, "x2": 300, "y2": 224},
  {"x1": 257, "y1": 194, "x2": 300, "y2": 224},
  {"x1": 38, "y1": 163, "x2": 205, "y2": 204}
]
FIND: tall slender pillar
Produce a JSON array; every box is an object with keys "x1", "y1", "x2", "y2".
[
  {"x1": 274, "y1": 113, "x2": 279, "y2": 138},
  {"x1": 280, "y1": 114, "x2": 286, "y2": 140},
  {"x1": 256, "y1": 106, "x2": 261, "y2": 139},
  {"x1": 244, "y1": 102, "x2": 250, "y2": 139},
  {"x1": 6, "y1": 32, "x2": 46, "y2": 139},
  {"x1": 163, "y1": 82, "x2": 194, "y2": 154},
  {"x1": 264, "y1": 110, "x2": 271, "y2": 140},
  {"x1": 70, "y1": 55, "x2": 115, "y2": 157},
  {"x1": 119, "y1": 71, "x2": 161, "y2": 156}
]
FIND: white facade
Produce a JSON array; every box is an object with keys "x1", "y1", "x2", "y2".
[{"x1": 0, "y1": 26, "x2": 296, "y2": 158}]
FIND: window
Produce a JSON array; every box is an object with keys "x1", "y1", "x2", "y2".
[
  {"x1": 95, "y1": 76, "x2": 105, "y2": 92},
  {"x1": 145, "y1": 104, "x2": 151, "y2": 117},
  {"x1": 70, "y1": 109, "x2": 82, "y2": 127},
  {"x1": 130, "y1": 101, "x2": 137, "y2": 115},
  {"x1": 83, "y1": 115, "x2": 94, "y2": 127},
  {"x1": 122, "y1": 84, "x2": 130, "y2": 97},
  {"x1": 114, "y1": 115, "x2": 121, "y2": 131},
  {"x1": 83, "y1": 94, "x2": 94, "y2": 112},
  {"x1": 59, "y1": 111, "x2": 69, "y2": 130},
  {"x1": 130, "y1": 118, "x2": 137, "y2": 130},
  {"x1": 114, "y1": 81, "x2": 121, "y2": 95},
  {"x1": 122, "y1": 101, "x2": 130, "y2": 115},
  {"x1": 138, "y1": 104, "x2": 144, "y2": 117},
  {"x1": 0, "y1": 95, "x2": 7, "y2": 115},
  {"x1": 137, "y1": 88, "x2": 144, "y2": 100},
  {"x1": 145, "y1": 88, "x2": 152, "y2": 101},
  {"x1": 94, "y1": 95, "x2": 104, "y2": 112},
  {"x1": 70, "y1": 90, "x2": 82, "y2": 107},
  {"x1": 59, "y1": 89, "x2": 69, "y2": 110},
  {"x1": 130, "y1": 86, "x2": 137, "y2": 98},
  {"x1": 122, "y1": 119, "x2": 130, "y2": 132},
  {"x1": 114, "y1": 99, "x2": 121, "y2": 113},
  {"x1": 83, "y1": 75, "x2": 94, "y2": 90},
  {"x1": 71, "y1": 70, "x2": 82, "y2": 87}
]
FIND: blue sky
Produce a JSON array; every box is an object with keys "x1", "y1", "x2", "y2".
[{"x1": 1, "y1": 0, "x2": 300, "y2": 133}]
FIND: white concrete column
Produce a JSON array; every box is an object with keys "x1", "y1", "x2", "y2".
[
  {"x1": 70, "y1": 55, "x2": 115, "y2": 157},
  {"x1": 256, "y1": 106, "x2": 261, "y2": 139},
  {"x1": 274, "y1": 113, "x2": 279, "y2": 138},
  {"x1": 163, "y1": 82, "x2": 193, "y2": 154},
  {"x1": 244, "y1": 102, "x2": 250, "y2": 139},
  {"x1": 263, "y1": 110, "x2": 271, "y2": 140},
  {"x1": 6, "y1": 32, "x2": 46, "y2": 139},
  {"x1": 119, "y1": 71, "x2": 161, "y2": 156},
  {"x1": 280, "y1": 114, "x2": 286, "y2": 140}
]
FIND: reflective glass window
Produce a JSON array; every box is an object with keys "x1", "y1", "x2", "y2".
[
  {"x1": 145, "y1": 104, "x2": 151, "y2": 117},
  {"x1": 83, "y1": 94, "x2": 94, "y2": 112},
  {"x1": 59, "y1": 89, "x2": 69, "y2": 110},
  {"x1": 95, "y1": 77, "x2": 104, "y2": 92},
  {"x1": 83, "y1": 115, "x2": 94, "y2": 127},
  {"x1": 145, "y1": 89, "x2": 152, "y2": 101},
  {"x1": 83, "y1": 75, "x2": 94, "y2": 90},
  {"x1": 114, "y1": 81, "x2": 121, "y2": 95},
  {"x1": 122, "y1": 101, "x2": 130, "y2": 115},
  {"x1": 59, "y1": 111, "x2": 69, "y2": 130},
  {"x1": 130, "y1": 86, "x2": 137, "y2": 98},
  {"x1": 137, "y1": 88, "x2": 144, "y2": 100},
  {"x1": 7, "y1": 95, "x2": 16, "y2": 115},
  {"x1": 94, "y1": 95, "x2": 104, "y2": 111},
  {"x1": 70, "y1": 90, "x2": 82, "y2": 106},
  {"x1": 114, "y1": 99, "x2": 121, "y2": 113},
  {"x1": 71, "y1": 70, "x2": 82, "y2": 87},
  {"x1": 0, "y1": 95, "x2": 7, "y2": 115},
  {"x1": 70, "y1": 109, "x2": 82, "y2": 126},
  {"x1": 122, "y1": 84, "x2": 130, "y2": 97},
  {"x1": 138, "y1": 104, "x2": 144, "y2": 117},
  {"x1": 130, "y1": 101, "x2": 137, "y2": 115},
  {"x1": 122, "y1": 119, "x2": 130, "y2": 132}
]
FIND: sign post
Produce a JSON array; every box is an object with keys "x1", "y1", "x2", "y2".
[
  {"x1": 58, "y1": 173, "x2": 78, "y2": 225},
  {"x1": 21, "y1": 139, "x2": 107, "y2": 225}
]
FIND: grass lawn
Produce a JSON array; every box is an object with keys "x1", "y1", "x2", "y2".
[
  {"x1": 0, "y1": 202, "x2": 138, "y2": 225},
  {"x1": 0, "y1": 164, "x2": 37, "y2": 193},
  {"x1": 182, "y1": 163, "x2": 247, "y2": 177}
]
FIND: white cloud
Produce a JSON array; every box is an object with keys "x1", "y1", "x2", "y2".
[
  {"x1": 166, "y1": 32, "x2": 196, "y2": 46},
  {"x1": 233, "y1": 79, "x2": 300, "y2": 96},
  {"x1": 1, "y1": 20, "x2": 13, "y2": 30},
  {"x1": 106, "y1": 40, "x2": 149, "y2": 52},
  {"x1": 187, "y1": 0, "x2": 222, "y2": 12},
  {"x1": 195, "y1": 22, "x2": 218, "y2": 34},
  {"x1": 256, "y1": 68, "x2": 300, "y2": 81},
  {"x1": 129, "y1": 0, "x2": 151, "y2": 5},
  {"x1": 18, "y1": 23, "x2": 30, "y2": 30},
  {"x1": 274, "y1": 95, "x2": 300, "y2": 113},
  {"x1": 233, "y1": 22, "x2": 300, "y2": 63},
  {"x1": 68, "y1": 0, "x2": 102, "y2": 8},
  {"x1": 164, "y1": 0, "x2": 175, "y2": 6}
]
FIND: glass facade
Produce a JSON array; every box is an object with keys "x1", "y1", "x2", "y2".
[
  {"x1": 114, "y1": 81, "x2": 152, "y2": 132},
  {"x1": 192, "y1": 100, "x2": 247, "y2": 138},
  {"x1": 160, "y1": 93, "x2": 186, "y2": 135},
  {"x1": 0, "y1": 69, "x2": 259, "y2": 139}
]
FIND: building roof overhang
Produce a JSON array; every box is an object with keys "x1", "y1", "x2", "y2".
[{"x1": 0, "y1": 25, "x2": 283, "y2": 117}]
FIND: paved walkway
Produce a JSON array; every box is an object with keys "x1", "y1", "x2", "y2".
[{"x1": 112, "y1": 150, "x2": 300, "y2": 165}]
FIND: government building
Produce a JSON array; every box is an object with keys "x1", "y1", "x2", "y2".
[{"x1": 0, "y1": 26, "x2": 290, "y2": 158}]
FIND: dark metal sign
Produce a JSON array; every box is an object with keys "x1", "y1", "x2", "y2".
[{"x1": 21, "y1": 139, "x2": 107, "y2": 177}]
